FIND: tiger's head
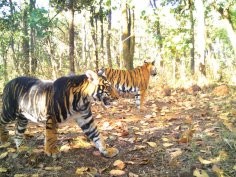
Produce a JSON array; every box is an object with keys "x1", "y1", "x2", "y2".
[
  {"x1": 86, "y1": 70, "x2": 118, "y2": 106},
  {"x1": 144, "y1": 60, "x2": 157, "y2": 76}
]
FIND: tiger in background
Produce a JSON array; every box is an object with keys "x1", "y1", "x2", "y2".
[
  {"x1": 98, "y1": 61, "x2": 157, "y2": 110},
  {"x1": 0, "y1": 70, "x2": 119, "y2": 158}
]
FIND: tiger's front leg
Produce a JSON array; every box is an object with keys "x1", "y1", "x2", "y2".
[
  {"x1": 76, "y1": 110, "x2": 119, "y2": 158},
  {"x1": 45, "y1": 116, "x2": 60, "y2": 158}
]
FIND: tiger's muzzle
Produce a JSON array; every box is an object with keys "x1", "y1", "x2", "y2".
[{"x1": 151, "y1": 69, "x2": 157, "y2": 76}]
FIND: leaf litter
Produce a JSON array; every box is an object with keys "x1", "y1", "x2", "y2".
[{"x1": 0, "y1": 85, "x2": 235, "y2": 176}]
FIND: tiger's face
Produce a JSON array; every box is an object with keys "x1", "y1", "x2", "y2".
[
  {"x1": 97, "y1": 75, "x2": 118, "y2": 106},
  {"x1": 145, "y1": 61, "x2": 157, "y2": 76}
]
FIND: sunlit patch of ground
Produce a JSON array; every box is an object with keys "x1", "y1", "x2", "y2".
[{"x1": 0, "y1": 84, "x2": 235, "y2": 177}]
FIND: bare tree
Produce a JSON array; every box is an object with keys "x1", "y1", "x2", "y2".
[
  {"x1": 22, "y1": 0, "x2": 30, "y2": 75},
  {"x1": 68, "y1": 0, "x2": 75, "y2": 73},
  {"x1": 121, "y1": 0, "x2": 135, "y2": 70}
]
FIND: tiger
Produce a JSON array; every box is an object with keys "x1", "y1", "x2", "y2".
[
  {"x1": 0, "y1": 70, "x2": 119, "y2": 158},
  {"x1": 98, "y1": 61, "x2": 157, "y2": 110}
]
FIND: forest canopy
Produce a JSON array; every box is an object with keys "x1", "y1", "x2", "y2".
[{"x1": 0, "y1": 0, "x2": 236, "y2": 90}]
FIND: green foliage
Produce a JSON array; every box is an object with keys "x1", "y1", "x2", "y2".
[
  {"x1": 29, "y1": 8, "x2": 56, "y2": 38},
  {"x1": 0, "y1": 0, "x2": 236, "y2": 88},
  {"x1": 50, "y1": 0, "x2": 95, "y2": 12},
  {"x1": 229, "y1": 7, "x2": 236, "y2": 30}
]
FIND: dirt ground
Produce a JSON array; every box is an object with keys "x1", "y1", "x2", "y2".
[{"x1": 0, "y1": 84, "x2": 235, "y2": 177}]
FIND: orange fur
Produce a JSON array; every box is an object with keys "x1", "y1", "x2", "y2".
[{"x1": 98, "y1": 61, "x2": 157, "y2": 109}]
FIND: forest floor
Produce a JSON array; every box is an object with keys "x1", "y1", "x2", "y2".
[{"x1": 0, "y1": 83, "x2": 235, "y2": 177}]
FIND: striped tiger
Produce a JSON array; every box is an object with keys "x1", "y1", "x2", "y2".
[
  {"x1": 98, "y1": 61, "x2": 157, "y2": 109},
  {"x1": 0, "y1": 70, "x2": 119, "y2": 158}
]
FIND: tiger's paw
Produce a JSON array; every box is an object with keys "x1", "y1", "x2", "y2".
[
  {"x1": 102, "y1": 147, "x2": 119, "y2": 158},
  {"x1": 0, "y1": 134, "x2": 9, "y2": 143},
  {"x1": 45, "y1": 146, "x2": 61, "y2": 159}
]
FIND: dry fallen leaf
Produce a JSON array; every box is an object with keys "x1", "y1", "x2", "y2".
[
  {"x1": 212, "y1": 165, "x2": 224, "y2": 177},
  {"x1": 76, "y1": 167, "x2": 97, "y2": 176},
  {"x1": 95, "y1": 114, "x2": 102, "y2": 118},
  {"x1": 233, "y1": 165, "x2": 236, "y2": 170},
  {"x1": 193, "y1": 169, "x2": 209, "y2": 177},
  {"x1": 132, "y1": 145, "x2": 146, "y2": 151},
  {"x1": 163, "y1": 143, "x2": 174, "y2": 147},
  {"x1": 113, "y1": 160, "x2": 126, "y2": 170},
  {"x1": 125, "y1": 161, "x2": 135, "y2": 165},
  {"x1": 198, "y1": 157, "x2": 212, "y2": 165},
  {"x1": 60, "y1": 144, "x2": 70, "y2": 152},
  {"x1": 71, "y1": 137, "x2": 92, "y2": 149},
  {"x1": 75, "y1": 167, "x2": 88, "y2": 175},
  {"x1": 223, "y1": 121, "x2": 236, "y2": 132},
  {"x1": 178, "y1": 129, "x2": 195, "y2": 143},
  {"x1": 166, "y1": 148, "x2": 182, "y2": 159},
  {"x1": 162, "y1": 137, "x2": 169, "y2": 142},
  {"x1": 129, "y1": 172, "x2": 139, "y2": 177},
  {"x1": 144, "y1": 114, "x2": 152, "y2": 119},
  {"x1": 109, "y1": 169, "x2": 126, "y2": 176},
  {"x1": 0, "y1": 142, "x2": 10, "y2": 149},
  {"x1": 14, "y1": 174, "x2": 39, "y2": 177},
  {"x1": 45, "y1": 166, "x2": 62, "y2": 171},
  {"x1": 7, "y1": 148, "x2": 16, "y2": 153},
  {"x1": 147, "y1": 142, "x2": 157, "y2": 148},
  {"x1": 0, "y1": 167, "x2": 7, "y2": 173},
  {"x1": 0, "y1": 152, "x2": 8, "y2": 160},
  {"x1": 102, "y1": 121, "x2": 113, "y2": 130},
  {"x1": 160, "y1": 112, "x2": 166, "y2": 116},
  {"x1": 198, "y1": 151, "x2": 228, "y2": 165},
  {"x1": 184, "y1": 115, "x2": 193, "y2": 124},
  {"x1": 18, "y1": 145, "x2": 30, "y2": 152}
]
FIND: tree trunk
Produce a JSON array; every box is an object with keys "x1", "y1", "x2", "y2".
[
  {"x1": 222, "y1": 19, "x2": 236, "y2": 55},
  {"x1": 9, "y1": 0, "x2": 19, "y2": 73},
  {"x1": 150, "y1": 1, "x2": 163, "y2": 67},
  {"x1": 1, "y1": 44, "x2": 8, "y2": 84},
  {"x1": 99, "y1": 0, "x2": 105, "y2": 66},
  {"x1": 81, "y1": 12, "x2": 87, "y2": 69},
  {"x1": 22, "y1": 1, "x2": 30, "y2": 75},
  {"x1": 121, "y1": 0, "x2": 135, "y2": 70},
  {"x1": 189, "y1": 0, "x2": 195, "y2": 74},
  {"x1": 215, "y1": 4, "x2": 236, "y2": 55},
  {"x1": 90, "y1": 6, "x2": 99, "y2": 71},
  {"x1": 30, "y1": 0, "x2": 37, "y2": 75},
  {"x1": 106, "y1": 9, "x2": 112, "y2": 67},
  {"x1": 194, "y1": 0, "x2": 205, "y2": 77},
  {"x1": 68, "y1": 0, "x2": 75, "y2": 73},
  {"x1": 46, "y1": 36, "x2": 57, "y2": 79}
]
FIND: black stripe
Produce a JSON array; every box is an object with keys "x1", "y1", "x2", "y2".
[
  {"x1": 89, "y1": 130, "x2": 99, "y2": 140},
  {"x1": 81, "y1": 118, "x2": 94, "y2": 130},
  {"x1": 81, "y1": 111, "x2": 92, "y2": 119},
  {"x1": 85, "y1": 126, "x2": 97, "y2": 137}
]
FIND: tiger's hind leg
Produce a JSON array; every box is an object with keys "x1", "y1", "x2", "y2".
[
  {"x1": 135, "y1": 91, "x2": 141, "y2": 109},
  {"x1": 140, "y1": 90, "x2": 147, "y2": 110},
  {"x1": 0, "y1": 116, "x2": 10, "y2": 143},
  {"x1": 0, "y1": 109, "x2": 16, "y2": 143},
  {"x1": 44, "y1": 116, "x2": 60, "y2": 158},
  {"x1": 76, "y1": 109, "x2": 119, "y2": 158},
  {"x1": 135, "y1": 90, "x2": 146, "y2": 110},
  {"x1": 14, "y1": 114, "x2": 28, "y2": 148}
]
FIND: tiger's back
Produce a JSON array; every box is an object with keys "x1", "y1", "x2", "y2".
[
  {"x1": 2, "y1": 77, "x2": 53, "y2": 122},
  {"x1": 105, "y1": 66, "x2": 150, "y2": 92}
]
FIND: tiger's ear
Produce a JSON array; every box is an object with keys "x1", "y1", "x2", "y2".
[
  {"x1": 97, "y1": 67, "x2": 105, "y2": 76},
  {"x1": 85, "y1": 70, "x2": 99, "y2": 85},
  {"x1": 144, "y1": 60, "x2": 147, "y2": 63},
  {"x1": 152, "y1": 60, "x2": 155, "y2": 65}
]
